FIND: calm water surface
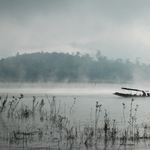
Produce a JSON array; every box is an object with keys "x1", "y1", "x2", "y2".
[{"x1": 0, "y1": 82, "x2": 150, "y2": 149}]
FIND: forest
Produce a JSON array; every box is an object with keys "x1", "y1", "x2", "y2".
[{"x1": 0, "y1": 50, "x2": 149, "y2": 83}]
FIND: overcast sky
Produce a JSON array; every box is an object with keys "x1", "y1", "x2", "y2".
[{"x1": 1, "y1": 0, "x2": 150, "y2": 63}]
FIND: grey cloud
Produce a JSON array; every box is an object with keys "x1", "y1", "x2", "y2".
[
  {"x1": 1, "y1": 0, "x2": 150, "y2": 63},
  {"x1": 1, "y1": 0, "x2": 150, "y2": 23}
]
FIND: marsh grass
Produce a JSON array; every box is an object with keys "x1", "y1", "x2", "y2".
[{"x1": 0, "y1": 94, "x2": 149, "y2": 149}]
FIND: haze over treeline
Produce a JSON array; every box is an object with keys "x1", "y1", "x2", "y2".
[{"x1": 0, "y1": 51, "x2": 149, "y2": 83}]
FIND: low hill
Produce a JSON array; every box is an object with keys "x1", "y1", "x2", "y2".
[{"x1": 0, "y1": 51, "x2": 148, "y2": 83}]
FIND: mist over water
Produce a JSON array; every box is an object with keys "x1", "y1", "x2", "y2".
[
  {"x1": 0, "y1": 82, "x2": 150, "y2": 124},
  {"x1": 0, "y1": 82, "x2": 150, "y2": 149},
  {"x1": 1, "y1": 81, "x2": 150, "y2": 95},
  {"x1": 0, "y1": 82, "x2": 115, "y2": 95}
]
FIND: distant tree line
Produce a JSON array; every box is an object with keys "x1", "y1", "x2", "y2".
[{"x1": 0, "y1": 51, "x2": 149, "y2": 83}]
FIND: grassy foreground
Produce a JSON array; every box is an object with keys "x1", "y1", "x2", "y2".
[{"x1": 0, "y1": 94, "x2": 149, "y2": 150}]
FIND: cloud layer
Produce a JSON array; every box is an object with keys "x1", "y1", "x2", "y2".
[{"x1": 1, "y1": 0, "x2": 150, "y2": 63}]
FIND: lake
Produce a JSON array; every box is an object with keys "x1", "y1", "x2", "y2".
[{"x1": 0, "y1": 82, "x2": 150, "y2": 150}]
